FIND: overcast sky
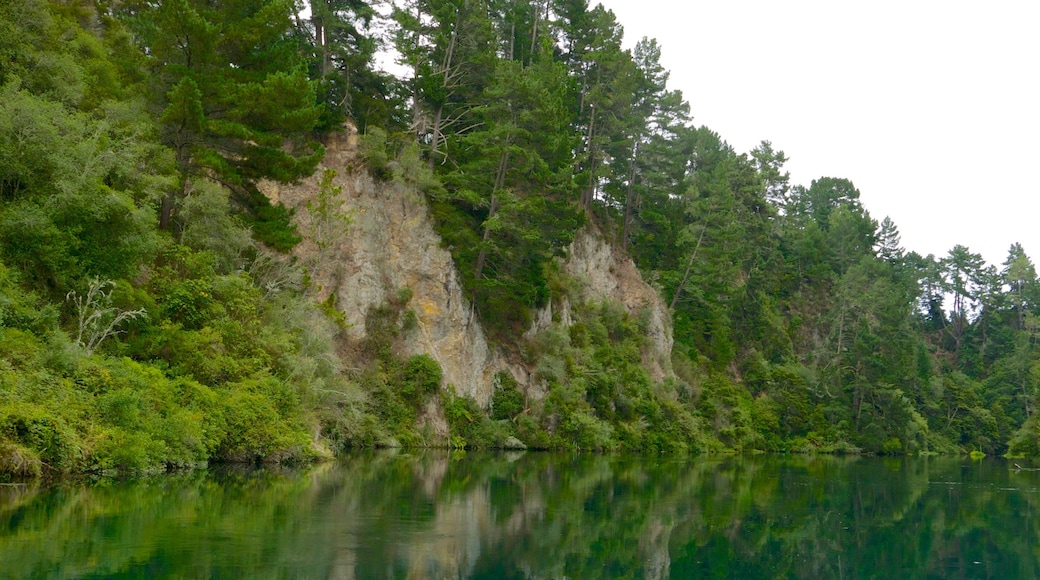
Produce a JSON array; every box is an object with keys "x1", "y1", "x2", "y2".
[{"x1": 596, "y1": 0, "x2": 1040, "y2": 268}]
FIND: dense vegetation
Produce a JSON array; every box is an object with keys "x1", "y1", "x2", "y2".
[{"x1": 2, "y1": 0, "x2": 1040, "y2": 479}]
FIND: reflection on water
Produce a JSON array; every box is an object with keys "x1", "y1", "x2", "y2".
[{"x1": 2, "y1": 453, "x2": 1040, "y2": 578}]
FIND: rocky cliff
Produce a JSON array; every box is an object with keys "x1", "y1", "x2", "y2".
[
  {"x1": 264, "y1": 129, "x2": 674, "y2": 408},
  {"x1": 530, "y1": 228, "x2": 674, "y2": 382}
]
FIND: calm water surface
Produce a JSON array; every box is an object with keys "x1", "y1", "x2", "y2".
[{"x1": 2, "y1": 453, "x2": 1039, "y2": 579}]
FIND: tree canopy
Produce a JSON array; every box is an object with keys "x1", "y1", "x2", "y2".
[{"x1": 2, "y1": 0, "x2": 1040, "y2": 479}]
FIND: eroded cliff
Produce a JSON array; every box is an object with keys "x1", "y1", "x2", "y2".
[
  {"x1": 265, "y1": 129, "x2": 674, "y2": 410},
  {"x1": 531, "y1": 228, "x2": 674, "y2": 382}
]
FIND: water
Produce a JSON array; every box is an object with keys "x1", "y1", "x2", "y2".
[{"x1": 1, "y1": 453, "x2": 1039, "y2": 579}]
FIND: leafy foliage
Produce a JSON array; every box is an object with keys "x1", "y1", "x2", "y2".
[{"x1": 7, "y1": 0, "x2": 1040, "y2": 482}]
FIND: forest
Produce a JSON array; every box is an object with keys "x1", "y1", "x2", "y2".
[{"x1": 2, "y1": 0, "x2": 1040, "y2": 478}]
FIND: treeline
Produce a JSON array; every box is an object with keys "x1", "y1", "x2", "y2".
[
  {"x1": 361, "y1": 0, "x2": 1040, "y2": 455},
  {"x1": 1, "y1": 0, "x2": 1039, "y2": 479},
  {"x1": 0, "y1": 0, "x2": 384, "y2": 478}
]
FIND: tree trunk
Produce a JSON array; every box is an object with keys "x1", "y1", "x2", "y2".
[
  {"x1": 529, "y1": 0, "x2": 541, "y2": 62},
  {"x1": 473, "y1": 194, "x2": 497, "y2": 280},
  {"x1": 474, "y1": 150, "x2": 511, "y2": 280},
  {"x1": 835, "y1": 294, "x2": 847, "y2": 399},
  {"x1": 582, "y1": 105, "x2": 597, "y2": 210},
  {"x1": 428, "y1": 104, "x2": 444, "y2": 171},
  {"x1": 159, "y1": 191, "x2": 175, "y2": 231},
  {"x1": 508, "y1": 22, "x2": 515, "y2": 61},
  {"x1": 621, "y1": 140, "x2": 640, "y2": 251},
  {"x1": 159, "y1": 171, "x2": 191, "y2": 231},
  {"x1": 1023, "y1": 362, "x2": 1032, "y2": 419},
  {"x1": 410, "y1": 1, "x2": 424, "y2": 138},
  {"x1": 428, "y1": 18, "x2": 459, "y2": 169},
  {"x1": 313, "y1": 18, "x2": 329, "y2": 77},
  {"x1": 669, "y1": 227, "x2": 706, "y2": 310}
]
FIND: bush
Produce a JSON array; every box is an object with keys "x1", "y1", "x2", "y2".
[
  {"x1": 361, "y1": 290, "x2": 415, "y2": 358},
  {"x1": 402, "y1": 354, "x2": 442, "y2": 399},
  {"x1": 89, "y1": 427, "x2": 165, "y2": 475},
  {"x1": 443, "y1": 389, "x2": 511, "y2": 449},
  {"x1": 83, "y1": 359, "x2": 214, "y2": 472},
  {"x1": 491, "y1": 372, "x2": 525, "y2": 420},
  {"x1": 178, "y1": 180, "x2": 255, "y2": 273},
  {"x1": 0, "y1": 404, "x2": 82, "y2": 473},
  {"x1": 239, "y1": 187, "x2": 301, "y2": 252},
  {"x1": 561, "y1": 411, "x2": 615, "y2": 452},
  {"x1": 216, "y1": 382, "x2": 311, "y2": 463},
  {"x1": 1008, "y1": 416, "x2": 1040, "y2": 457},
  {"x1": 0, "y1": 440, "x2": 42, "y2": 480},
  {"x1": 0, "y1": 263, "x2": 59, "y2": 334},
  {"x1": 516, "y1": 413, "x2": 550, "y2": 450},
  {"x1": 357, "y1": 127, "x2": 393, "y2": 180},
  {"x1": 882, "y1": 437, "x2": 904, "y2": 455}
]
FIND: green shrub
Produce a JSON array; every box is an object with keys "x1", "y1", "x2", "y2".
[
  {"x1": 170, "y1": 377, "x2": 226, "y2": 455},
  {"x1": 89, "y1": 427, "x2": 165, "y2": 475},
  {"x1": 882, "y1": 437, "x2": 904, "y2": 454},
  {"x1": 84, "y1": 359, "x2": 215, "y2": 471},
  {"x1": 0, "y1": 264, "x2": 59, "y2": 334},
  {"x1": 357, "y1": 127, "x2": 393, "y2": 180},
  {"x1": 357, "y1": 127, "x2": 442, "y2": 194},
  {"x1": 97, "y1": 388, "x2": 144, "y2": 429},
  {"x1": 491, "y1": 372, "x2": 525, "y2": 420},
  {"x1": 561, "y1": 411, "x2": 615, "y2": 452},
  {"x1": 402, "y1": 354, "x2": 442, "y2": 399},
  {"x1": 216, "y1": 384, "x2": 310, "y2": 463},
  {"x1": 443, "y1": 389, "x2": 511, "y2": 449},
  {"x1": 161, "y1": 278, "x2": 217, "y2": 329},
  {"x1": 239, "y1": 187, "x2": 301, "y2": 252},
  {"x1": 0, "y1": 327, "x2": 47, "y2": 371},
  {"x1": 1008, "y1": 416, "x2": 1040, "y2": 457},
  {"x1": 178, "y1": 180, "x2": 256, "y2": 273},
  {"x1": 516, "y1": 413, "x2": 550, "y2": 449},
  {"x1": 0, "y1": 404, "x2": 82, "y2": 473},
  {"x1": 362, "y1": 289, "x2": 415, "y2": 358},
  {"x1": 153, "y1": 407, "x2": 209, "y2": 468},
  {"x1": 0, "y1": 440, "x2": 42, "y2": 480}
]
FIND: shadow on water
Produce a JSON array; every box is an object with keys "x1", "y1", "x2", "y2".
[{"x1": 1, "y1": 452, "x2": 1039, "y2": 578}]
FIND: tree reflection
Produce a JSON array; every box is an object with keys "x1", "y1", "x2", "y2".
[{"x1": 1, "y1": 454, "x2": 1039, "y2": 578}]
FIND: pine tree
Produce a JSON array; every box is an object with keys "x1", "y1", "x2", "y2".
[
  {"x1": 118, "y1": 0, "x2": 324, "y2": 231},
  {"x1": 875, "y1": 216, "x2": 904, "y2": 263}
]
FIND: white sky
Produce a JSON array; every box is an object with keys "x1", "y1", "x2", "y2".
[{"x1": 597, "y1": 0, "x2": 1040, "y2": 268}]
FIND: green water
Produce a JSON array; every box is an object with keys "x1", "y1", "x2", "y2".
[{"x1": 1, "y1": 453, "x2": 1039, "y2": 579}]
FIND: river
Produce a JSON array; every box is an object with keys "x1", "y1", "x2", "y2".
[{"x1": 1, "y1": 452, "x2": 1038, "y2": 578}]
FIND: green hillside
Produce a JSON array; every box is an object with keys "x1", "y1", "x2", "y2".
[{"x1": 2, "y1": 0, "x2": 1039, "y2": 478}]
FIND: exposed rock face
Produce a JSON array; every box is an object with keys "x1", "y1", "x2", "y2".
[
  {"x1": 533, "y1": 228, "x2": 674, "y2": 381},
  {"x1": 267, "y1": 129, "x2": 674, "y2": 408},
  {"x1": 263, "y1": 130, "x2": 505, "y2": 407}
]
